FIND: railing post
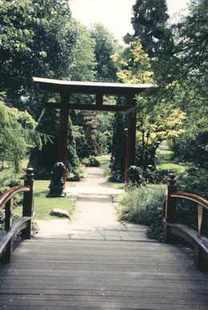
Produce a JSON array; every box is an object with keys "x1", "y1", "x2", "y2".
[
  {"x1": 195, "y1": 206, "x2": 208, "y2": 272},
  {"x1": 195, "y1": 247, "x2": 208, "y2": 272},
  {"x1": 2, "y1": 200, "x2": 12, "y2": 263},
  {"x1": 22, "y1": 168, "x2": 34, "y2": 240},
  {"x1": 164, "y1": 172, "x2": 177, "y2": 242}
]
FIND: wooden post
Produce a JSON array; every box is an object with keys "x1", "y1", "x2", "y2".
[
  {"x1": 195, "y1": 206, "x2": 208, "y2": 271},
  {"x1": 124, "y1": 96, "x2": 137, "y2": 184},
  {"x1": 58, "y1": 94, "x2": 69, "y2": 166},
  {"x1": 166, "y1": 173, "x2": 177, "y2": 222},
  {"x1": 5, "y1": 200, "x2": 11, "y2": 232},
  {"x1": 124, "y1": 127, "x2": 129, "y2": 184},
  {"x1": 164, "y1": 172, "x2": 177, "y2": 242},
  {"x1": 96, "y1": 93, "x2": 103, "y2": 107},
  {"x1": 22, "y1": 168, "x2": 34, "y2": 240},
  {"x1": 128, "y1": 109, "x2": 137, "y2": 166},
  {"x1": 195, "y1": 247, "x2": 208, "y2": 272},
  {"x1": 2, "y1": 200, "x2": 12, "y2": 263}
]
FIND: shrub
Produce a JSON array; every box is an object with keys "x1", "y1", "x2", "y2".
[
  {"x1": 118, "y1": 186, "x2": 166, "y2": 240},
  {"x1": 177, "y1": 167, "x2": 208, "y2": 197},
  {"x1": 176, "y1": 167, "x2": 208, "y2": 237},
  {"x1": 128, "y1": 165, "x2": 169, "y2": 185},
  {"x1": 172, "y1": 132, "x2": 208, "y2": 168},
  {"x1": 128, "y1": 166, "x2": 145, "y2": 186},
  {"x1": 82, "y1": 156, "x2": 100, "y2": 167}
]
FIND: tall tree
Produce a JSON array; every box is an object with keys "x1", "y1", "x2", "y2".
[
  {"x1": 177, "y1": 0, "x2": 208, "y2": 99},
  {"x1": 126, "y1": 0, "x2": 175, "y2": 84},
  {"x1": 0, "y1": 0, "x2": 76, "y2": 101},
  {"x1": 91, "y1": 24, "x2": 118, "y2": 82}
]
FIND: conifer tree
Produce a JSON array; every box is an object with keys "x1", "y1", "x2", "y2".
[{"x1": 126, "y1": 0, "x2": 175, "y2": 84}]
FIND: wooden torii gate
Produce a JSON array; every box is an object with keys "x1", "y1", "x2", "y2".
[{"x1": 33, "y1": 77, "x2": 156, "y2": 196}]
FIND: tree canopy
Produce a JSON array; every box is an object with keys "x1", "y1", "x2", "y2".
[{"x1": 0, "y1": 0, "x2": 76, "y2": 100}]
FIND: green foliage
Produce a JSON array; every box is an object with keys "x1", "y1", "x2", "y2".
[
  {"x1": 157, "y1": 162, "x2": 187, "y2": 175},
  {"x1": 176, "y1": 0, "x2": 208, "y2": 96},
  {"x1": 127, "y1": 0, "x2": 175, "y2": 84},
  {"x1": 70, "y1": 24, "x2": 118, "y2": 162},
  {"x1": 111, "y1": 40, "x2": 185, "y2": 179},
  {"x1": 70, "y1": 22, "x2": 96, "y2": 81},
  {"x1": 91, "y1": 24, "x2": 119, "y2": 82},
  {"x1": 177, "y1": 167, "x2": 208, "y2": 197},
  {"x1": 96, "y1": 112, "x2": 114, "y2": 154},
  {"x1": 173, "y1": 167, "x2": 208, "y2": 237},
  {"x1": 172, "y1": 132, "x2": 208, "y2": 168},
  {"x1": 112, "y1": 41, "x2": 154, "y2": 84},
  {"x1": 0, "y1": 0, "x2": 81, "y2": 177},
  {"x1": 0, "y1": 95, "x2": 37, "y2": 172},
  {"x1": 118, "y1": 186, "x2": 166, "y2": 240},
  {"x1": 73, "y1": 24, "x2": 119, "y2": 159},
  {"x1": 111, "y1": 42, "x2": 153, "y2": 181},
  {"x1": 82, "y1": 156, "x2": 100, "y2": 168},
  {"x1": 80, "y1": 111, "x2": 99, "y2": 157},
  {"x1": 0, "y1": 168, "x2": 21, "y2": 194},
  {"x1": 0, "y1": 0, "x2": 76, "y2": 98},
  {"x1": 128, "y1": 0, "x2": 170, "y2": 56},
  {"x1": 127, "y1": 166, "x2": 145, "y2": 186}
]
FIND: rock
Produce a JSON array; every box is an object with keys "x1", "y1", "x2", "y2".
[{"x1": 49, "y1": 209, "x2": 71, "y2": 219}]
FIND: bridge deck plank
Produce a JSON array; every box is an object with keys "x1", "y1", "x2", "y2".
[{"x1": 0, "y1": 239, "x2": 208, "y2": 310}]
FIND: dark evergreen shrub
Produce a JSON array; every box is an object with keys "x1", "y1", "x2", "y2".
[{"x1": 128, "y1": 166, "x2": 145, "y2": 186}]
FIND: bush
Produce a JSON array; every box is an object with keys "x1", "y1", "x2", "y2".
[
  {"x1": 127, "y1": 165, "x2": 169, "y2": 185},
  {"x1": 172, "y1": 132, "x2": 208, "y2": 168},
  {"x1": 118, "y1": 186, "x2": 166, "y2": 241},
  {"x1": 128, "y1": 166, "x2": 145, "y2": 186},
  {"x1": 177, "y1": 167, "x2": 208, "y2": 197},
  {"x1": 82, "y1": 156, "x2": 100, "y2": 167},
  {"x1": 176, "y1": 167, "x2": 208, "y2": 237}
]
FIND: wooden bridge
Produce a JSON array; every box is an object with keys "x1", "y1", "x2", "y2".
[{"x1": 1, "y1": 169, "x2": 208, "y2": 309}]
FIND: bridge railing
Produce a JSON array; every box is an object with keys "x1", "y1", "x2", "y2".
[
  {"x1": 0, "y1": 168, "x2": 34, "y2": 263},
  {"x1": 164, "y1": 173, "x2": 208, "y2": 272}
]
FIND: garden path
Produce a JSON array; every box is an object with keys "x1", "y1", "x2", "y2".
[{"x1": 36, "y1": 167, "x2": 149, "y2": 241}]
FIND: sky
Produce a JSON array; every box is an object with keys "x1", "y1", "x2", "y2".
[{"x1": 69, "y1": 0, "x2": 190, "y2": 43}]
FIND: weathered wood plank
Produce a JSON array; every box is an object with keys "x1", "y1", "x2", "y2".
[{"x1": 1, "y1": 239, "x2": 208, "y2": 310}]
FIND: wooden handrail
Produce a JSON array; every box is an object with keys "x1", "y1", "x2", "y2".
[
  {"x1": 0, "y1": 168, "x2": 34, "y2": 264},
  {"x1": 164, "y1": 173, "x2": 208, "y2": 272},
  {"x1": 0, "y1": 186, "x2": 30, "y2": 210},
  {"x1": 170, "y1": 191, "x2": 208, "y2": 211}
]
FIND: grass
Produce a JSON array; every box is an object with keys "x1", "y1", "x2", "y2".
[
  {"x1": 156, "y1": 148, "x2": 174, "y2": 162},
  {"x1": 157, "y1": 162, "x2": 189, "y2": 174},
  {"x1": 156, "y1": 141, "x2": 189, "y2": 175},
  {"x1": 33, "y1": 181, "x2": 74, "y2": 220}
]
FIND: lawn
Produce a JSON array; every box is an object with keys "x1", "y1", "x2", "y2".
[
  {"x1": 33, "y1": 180, "x2": 75, "y2": 220},
  {"x1": 157, "y1": 141, "x2": 189, "y2": 175},
  {"x1": 157, "y1": 162, "x2": 189, "y2": 174}
]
